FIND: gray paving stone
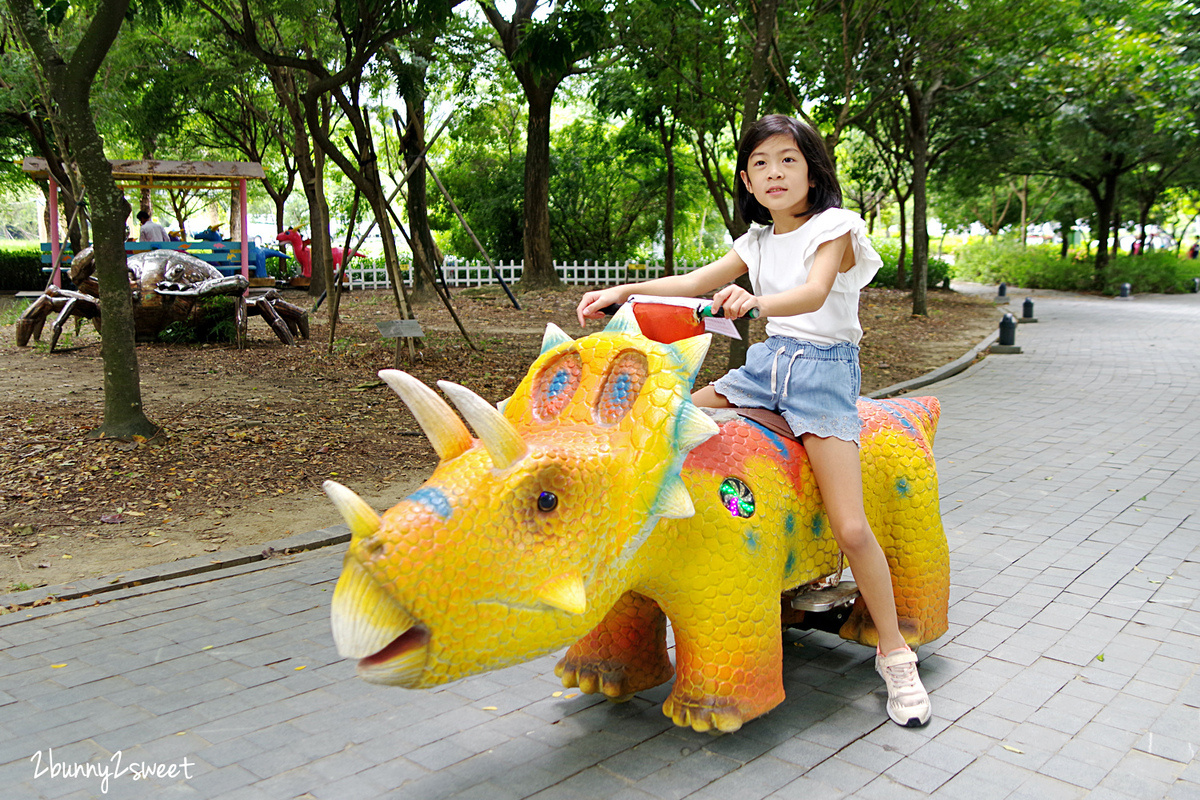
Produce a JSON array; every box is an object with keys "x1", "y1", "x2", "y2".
[{"x1": 3, "y1": 291, "x2": 1200, "y2": 798}]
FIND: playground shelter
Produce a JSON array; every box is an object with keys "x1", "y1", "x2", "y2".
[{"x1": 20, "y1": 157, "x2": 266, "y2": 288}]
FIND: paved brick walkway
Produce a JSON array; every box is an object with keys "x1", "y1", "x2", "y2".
[{"x1": 2, "y1": 289, "x2": 1198, "y2": 799}]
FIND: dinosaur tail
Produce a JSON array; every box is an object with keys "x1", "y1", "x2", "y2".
[
  {"x1": 863, "y1": 396, "x2": 941, "y2": 446},
  {"x1": 892, "y1": 396, "x2": 940, "y2": 444}
]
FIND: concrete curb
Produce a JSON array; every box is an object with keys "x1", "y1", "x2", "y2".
[
  {"x1": 868, "y1": 329, "x2": 1000, "y2": 399},
  {"x1": 4, "y1": 326, "x2": 1003, "y2": 612},
  {"x1": 0, "y1": 524, "x2": 349, "y2": 611}
]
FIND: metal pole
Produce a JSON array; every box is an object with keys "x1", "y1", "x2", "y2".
[
  {"x1": 425, "y1": 161, "x2": 521, "y2": 310},
  {"x1": 239, "y1": 179, "x2": 250, "y2": 284},
  {"x1": 49, "y1": 175, "x2": 61, "y2": 288}
]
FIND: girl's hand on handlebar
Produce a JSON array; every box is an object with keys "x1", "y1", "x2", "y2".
[
  {"x1": 577, "y1": 288, "x2": 626, "y2": 327},
  {"x1": 711, "y1": 284, "x2": 761, "y2": 320}
]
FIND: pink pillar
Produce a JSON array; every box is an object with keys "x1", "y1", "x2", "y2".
[
  {"x1": 239, "y1": 178, "x2": 250, "y2": 286},
  {"x1": 48, "y1": 175, "x2": 61, "y2": 288}
]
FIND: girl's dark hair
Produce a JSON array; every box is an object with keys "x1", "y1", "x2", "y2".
[{"x1": 736, "y1": 115, "x2": 841, "y2": 227}]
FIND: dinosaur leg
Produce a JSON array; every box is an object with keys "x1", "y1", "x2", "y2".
[
  {"x1": 841, "y1": 502, "x2": 950, "y2": 648},
  {"x1": 556, "y1": 590, "x2": 673, "y2": 701},
  {"x1": 659, "y1": 596, "x2": 785, "y2": 733}
]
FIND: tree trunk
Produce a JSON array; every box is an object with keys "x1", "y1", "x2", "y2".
[
  {"x1": 518, "y1": 84, "x2": 559, "y2": 288},
  {"x1": 308, "y1": 142, "x2": 332, "y2": 299},
  {"x1": 403, "y1": 79, "x2": 441, "y2": 300},
  {"x1": 897, "y1": 195, "x2": 908, "y2": 290},
  {"x1": 659, "y1": 115, "x2": 677, "y2": 277},
  {"x1": 908, "y1": 96, "x2": 930, "y2": 316},
  {"x1": 1089, "y1": 172, "x2": 1118, "y2": 287},
  {"x1": 739, "y1": 0, "x2": 780, "y2": 135},
  {"x1": 1019, "y1": 175, "x2": 1029, "y2": 247},
  {"x1": 8, "y1": 0, "x2": 158, "y2": 439}
]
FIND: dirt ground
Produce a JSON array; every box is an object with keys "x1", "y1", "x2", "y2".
[{"x1": 0, "y1": 284, "x2": 1003, "y2": 597}]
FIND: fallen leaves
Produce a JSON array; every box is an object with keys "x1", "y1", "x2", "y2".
[{"x1": 2, "y1": 286, "x2": 999, "y2": 585}]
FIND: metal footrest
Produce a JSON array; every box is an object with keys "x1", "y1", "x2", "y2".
[{"x1": 789, "y1": 581, "x2": 859, "y2": 612}]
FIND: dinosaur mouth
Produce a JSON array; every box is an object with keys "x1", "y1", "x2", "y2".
[
  {"x1": 357, "y1": 625, "x2": 431, "y2": 685},
  {"x1": 330, "y1": 556, "x2": 430, "y2": 686}
]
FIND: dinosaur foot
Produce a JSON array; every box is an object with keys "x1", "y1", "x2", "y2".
[
  {"x1": 839, "y1": 599, "x2": 922, "y2": 648},
  {"x1": 660, "y1": 694, "x2": 758, "y2": 734},
  {"x1": 555, "y1": 657, "x2": 673, "y2": 702}
]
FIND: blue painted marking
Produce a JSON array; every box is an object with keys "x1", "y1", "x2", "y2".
[
  {"x1": 546, "y1": 368, "x2": 569, "y2": 398},
  {"x1": 744, "y1": 529, "x2": 759, "y2": 552},
  {"x1": 895, "y1": 476, "x2": 911, "y2": 497},
  {"x1": 407, "y1": 486, "x2": 451, "y2": 518},
  {"x1": 811, "y1": 513, "x2": 825, "y2": 539},
  {"x1": 741, "y1": 418, "x2": 791, "y2": 461},
  {"x1": 785, "y1": 512, "x2": 796, "y2": 537},
  {"x1": 784, "y1": 550, "x2": 796, "y2": 576},
  {"x1": 609, "y1": 373, "x2": 632, "y2": 404},
  {"x1": 876, "y1": 398, "x2": 920, "y2": 439}
]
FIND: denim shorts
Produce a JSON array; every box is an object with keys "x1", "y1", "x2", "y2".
[{"x1": 712, "y1": 336, "x2": 862, "y2": 444}]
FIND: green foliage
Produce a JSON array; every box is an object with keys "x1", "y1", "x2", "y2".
[
  {"x1": 954, "y1": 240, "x2": 1093, "y2": 290},
  {"x1": 0, "y1": 298, "x2": 33, "y2": 325},
  {"x1": 0, "y1": 245, "x2": 43, "y2": 291},
  {"x1": 510, "y1": 0, "x2": 608, "y2": 79},
  {"x1": 431, "y1": 91, "x2": 527, "y2": 260},
  {"x1": 869, "y1": 238, "x2": 949, "y2": 289},
  {"x1": 548, "y1": 118, "x2": 665, "y2": 261},
  {"x1": 953, "y1": 239, "x2": 1200, "y2": 294},
  {"x1": 432, "y1": 149, "x2": 525, "y2": 261},
  {"x1": 157, "y1": 295, "x2": 238, "y2": 344},
  {"x1": 1103, "y1": 252, "x2": 1200, "y2": 295}
]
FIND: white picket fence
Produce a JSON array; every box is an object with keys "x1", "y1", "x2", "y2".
[{"x1": 347, "y1": 258, "x2": 708, "y2": 291}]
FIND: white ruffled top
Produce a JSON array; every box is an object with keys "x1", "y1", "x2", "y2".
[{"x1": 732, "y1": 207, "x2": 882, "y2": 346}]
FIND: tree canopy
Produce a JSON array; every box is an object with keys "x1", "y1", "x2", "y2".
[{"x1": 2, "y1": 0, "x2": 1196, "y2": 304}]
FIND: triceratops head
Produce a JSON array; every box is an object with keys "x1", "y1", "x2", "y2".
[{"x1": 325, "y1": 306, "x2": 718, "y2": 688}]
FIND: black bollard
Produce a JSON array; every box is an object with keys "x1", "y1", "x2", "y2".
[
  {"x1": 1192, "y1": 277, "x2": 1199, "y2": 294},
  {"x1": 991, "y1": 312, "x2": 1022, "y2": 353},
  {"x1": 1020, "y1": 297, "x2": 1037, "y2": 323},
  {"x1": 999, "y1": 313, "x2": 1017, "y2": 345},
  {"x1": 994, "y1": 281, "x2": 1009, "y2": 304},
  {"x1": 1118, "y1": 282, "x2": 1132, "y2": 300}
]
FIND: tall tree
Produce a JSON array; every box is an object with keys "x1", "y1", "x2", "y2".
[
  {"x1": 478, "y1": 0, "x2": 606, "y2": 288},
  {"x1": 0, "y1": 22, "x2": 90, "y2": 248},
  {"x1": 199, "y1": 0, "x2": 459, "y2": 309},
  {"x1": 1020, "y1": 4, "x2": 1199, "y2": 283},
  {"x1": 861, "y1": 0, "x2": 1069, "y2": 314},
  {"x1": 7, "y1": 0, "x2": 159, "y2": 438}
]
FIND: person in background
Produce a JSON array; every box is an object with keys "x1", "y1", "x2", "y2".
[{"x1": 137, "y1": 210, "x2": 169, "y2": 242}]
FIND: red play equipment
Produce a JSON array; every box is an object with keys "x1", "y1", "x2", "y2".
[{"x1": 276, "y1": 227, "x2": 363, "y2": 279}]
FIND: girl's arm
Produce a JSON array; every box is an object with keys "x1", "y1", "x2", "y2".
[
  {"x1": 711, "y1": 233, "x2": 853, "y2": 319},
  {"x1": 576, "y1": 249, "x2": 748, "y2": 326}
]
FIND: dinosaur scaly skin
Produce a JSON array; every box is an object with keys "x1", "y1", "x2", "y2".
[{"x1": 326, "y1": 306, "x2": 949, "y2": 733}]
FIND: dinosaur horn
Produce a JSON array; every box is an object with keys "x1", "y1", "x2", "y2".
[
  {"x1": 438, "y1": 381, "x2": 528, "y2": 470},
  {"x1": 323, "y1": 480, "x2": 381, "y2": 541},
  {"x1": 379, "y1": 370, "x2": 472, "y2": 461}
]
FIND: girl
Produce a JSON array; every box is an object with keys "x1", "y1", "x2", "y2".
[{"x1": 576, "y1": 114, "x2": 930, "y2": 728}]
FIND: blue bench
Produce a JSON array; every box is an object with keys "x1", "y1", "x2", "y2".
[{"x1": 40, "y1": 241, "x2": 272, "y2": 278}]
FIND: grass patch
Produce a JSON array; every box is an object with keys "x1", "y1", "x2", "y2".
[{"x1": 953, "y1": 239, "x2": 1200, "y2": 295}]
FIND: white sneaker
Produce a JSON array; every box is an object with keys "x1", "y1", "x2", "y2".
[{"x1": 876, "y1": 647, "x2": 931, "y2": 727}]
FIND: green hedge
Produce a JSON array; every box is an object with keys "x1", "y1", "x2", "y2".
[
  {"x1": 869, "y1": 238, "x2": 951, "y2": 289},
  {"x1": 0, "y1": 246, "x2": 43, "y2": 291},
  {"x1": 953, "y1": 239, "x2": 1200, "y2": 294}
]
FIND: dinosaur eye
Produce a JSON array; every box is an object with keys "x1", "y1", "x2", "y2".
[{"x1": 537, "y1": 491, "x2": 558, "y2": 513}]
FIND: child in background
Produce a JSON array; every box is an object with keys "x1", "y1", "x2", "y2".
[{"x1": 577, "y1": 114, "x2": 931, "y2": 727}]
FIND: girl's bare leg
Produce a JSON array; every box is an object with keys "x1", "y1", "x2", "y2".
[
  {"x1": 800, "y1": 433, "x2": 907, "y2": 654},
  {"x1": 691, "y1": 385, "x2": 734, "y2": 408},
  {"x1": 693, "y1": 388, "x2": 905, "y2": 652}
]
